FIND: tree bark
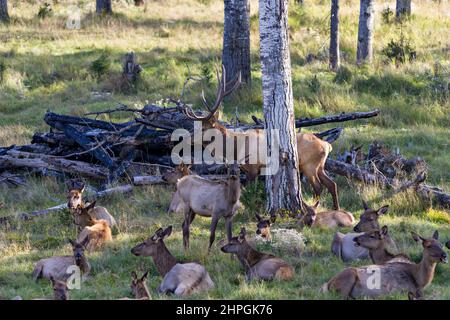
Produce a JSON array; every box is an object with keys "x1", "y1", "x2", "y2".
[
  {"x1": 222, "y1": 0, "x2": 251, "y2": 86},
  {"x1": 329, "y1": 0, "x2": 340, "y2": 70},
  {"x1": 396, "y1": 0, "x2": 411, "y2": 18},
  {"x1": 259, "y1": 0, "x2": 303, "y2": 215},
  {"x1": 96, "y1": 0, "x2": 112, "y2": 14},
  {"x1": 356, "y1": 0, "x2": 375, "y2": 64},
  {"x1": 0, "y1": 0, "x2": 9, "y2": 22}
]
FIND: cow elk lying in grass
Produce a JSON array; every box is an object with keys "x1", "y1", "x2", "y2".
[
  {"x1": 33, "y1": 238, "x2": 91, "y2": 282},
  {"x1": 324, "y1": 231, "x2": 448, "y2": 299},
  {"x1": 67, "y1": 182, "x2": 117, "y2": 229},
  {"x1": 77, "y1": 219, "x2": 113, "y2": 251},
  {"x1": 298, "y1": 201, "x2": 355, "y2": 229},
  {"x1": 353, "y1": 226, "x2": 412, "y2": 264},
  {"x1": 331, "y1": 201, "x2": 392, "y2": 262},
  {"x1": 221, "y1": 228, "x2": 294, "y2": 281},
  {"x1": 179, "y1": 65, "x2": 340, "y2": 210},
  {"x1": 174, "y1": 162, "x2": 241, "y2": 252},
  {"x1": 131, "y1": 226, "x2": 214, "y2": 296},
  {"x1": 50, "y1": 276, "x2": 70, "y2": 300}
]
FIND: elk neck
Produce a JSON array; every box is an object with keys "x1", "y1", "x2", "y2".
[
  {"x1": 226, "y1": 177, "x2": 241, "y2": 204},
  {"x1": 75, "y1": 254, "x2": 90, "y2": 275},
  {"x1": 412, "y1": 253, "x2": 437, "y2": 289},
  {"x1": 136, "y1": 284, "x2": 151, "y2": 299},
  {"x1": 368, "y1": 242, "x2": 395, "y2": 264},
  {"x1": 238, "y1": 242, "x2": 273, "y2": 269},
  {"x1": 152, "y1": 242, "x2": 178, "y2": 277}
]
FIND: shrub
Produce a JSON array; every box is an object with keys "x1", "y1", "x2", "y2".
[
  {"x1": 90, "y1": 52, "x2": 111, "y2": 79},
  {"x1": 333, "y1": 65, "x2": 353, "y2": 84},
  {"x1": 382, "y1": 31, "x2": 416, "y2": 66},
  {"x1": 381, "y1": 7, "x2": 394, "y2": 24},
  {"x1": 307, "y1": 75, "x2": 321, "y2": 93},
  {"x1": 0, "y1": 60, "x2": 6, "y2": 85},
  {"x1": 37, "y1": 3, "x2": 53, "y2": 19}
]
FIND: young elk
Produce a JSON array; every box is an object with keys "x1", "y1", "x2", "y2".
[
  {"x1": 175, "y1": 163, "x2": 241, "y2": 252},
  {"x1": 297, "y1": 201, "x2": 355, "y2": 229},
  {"x1": 33, "y1": 238, "x2": 91, "y2": 282},
  {"x1": 179, "y1": 65, "x2": 339, "y2": 210},
  {"x1": 324, "y1": 231, "x2": 448, "y2": 300},
  {"x1": 67, "y1": 182, "x2": 117, "y2": 229},
  {"x1": 131, "y1": 226, "x2": 214, "y2": 296},
  {"x1": 130, "y1": 271, "x2": 151, "y2": 300},
  {"x1": 255, "y1": 213, "x2": 276, "y2": 241},
  {"x1": 50, "y1": 277, "x2": 70, "y2": 300},
  {"x1": 221, "y1": 228, "x2": 294, "y2": 281},
  {"x1": 353, "y1": 226, "x2": 412, "y2": 264},
  {"x1": 77, "y1": 219, "x2": 112, "y2": 251},
  {"x1": 331, "y1": 201, "x2": 392, "y2": 262}
]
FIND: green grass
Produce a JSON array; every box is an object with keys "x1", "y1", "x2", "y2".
[{"x1": 0, "y1": 0, "x2": 449, "y2": 300}]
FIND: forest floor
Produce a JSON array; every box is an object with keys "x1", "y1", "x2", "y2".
[{"x1": 0, "y1": 0, "x2": 449, "y2": 299}]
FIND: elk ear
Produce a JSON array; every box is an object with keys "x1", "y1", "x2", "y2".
[
  {"x1": 255, "y1": 213, "x2": 262, "y2": 222},
  {"x1": 80, "y1": 236, "x2": 90, "y2": 248},
  {"x1": 432, "y1": 230, "x2": 439, "y2": 240},
  {"x1": 141, "y1": 271, "x2": 149, "y2": 281},
  {"x1": 162, "y1": 226, "x2": 173, "y2": 239},
  {"x1": 78, "y1": 183, "x2": 85, "y2": 193},
  {"x1": 313, "y1": 200, "x2": 320, "y2": 210},
  {"x1": 269, "y1": 215, "x2": 277, "y2": 224},
  {"x1": 131, "y1": 271, "x2": 138, "y2": 280},
  {"x1": 85, "y1": 201, "x2": 96, "y2": 211},
  {"x1": 381, "y1": 225, "x2": 388, "y2": 236},
  {"x1": 154, "y1": 228, "x2": 164, "y2": 240},
  {"x1": 377, "y1": 205, "x2": 389, "y2": 216},
  {"x1": 68, "y1": 239, "x2": 76, "y2": 247},
  {"x1": 239, "y1": 228, "x2": 246, "y2": 242},
  {"x1": 411, "y1": 232, "x2": 423, "y2": 243},
  {"x1": 445, "y1": 241, "x2": 450, "y2": 250},
  {"x1": 362, "y1": 200, "x2": 369, "y2": 211}
]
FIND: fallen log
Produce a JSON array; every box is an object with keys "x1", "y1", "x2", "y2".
[{"x1": 132, "y1": 174, "x2": 229, "y2": 186}]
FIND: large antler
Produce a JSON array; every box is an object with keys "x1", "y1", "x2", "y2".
[{"x1": 181, "y1": 65, "x2": 242, "y2": 121}]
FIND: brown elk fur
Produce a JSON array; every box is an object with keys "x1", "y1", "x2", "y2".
[
  {"x1": 76, "y1": 219, "x2": 112, "y2": 251},
  {"x1": 298, "y1": 201, "x2": 355, "y2": 229},
  {"x1": 221, "y1": 228, "x2": 294, "y2": 281},
  {"x1": 130, "y1": 271, "x2": 151, "y2": 299}
]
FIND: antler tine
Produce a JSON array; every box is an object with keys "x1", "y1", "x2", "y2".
[{"x1": 224, "y1": 71, "x2": 242, "y2": 96}]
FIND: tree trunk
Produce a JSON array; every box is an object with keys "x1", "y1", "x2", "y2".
[
  {"x1": 396, "y1": 0, "x2": 411, "y2": 18},
  {"x1": 134, "y1": 0, "x2": 145, "y2": 6},
  {"x1": 329, "y1": 0, "x2": 340, "y2": 70},
  {"x1": 222, "y1": 0, "x2": 251, "y2": 86},
  {"x1": 96, "y1": 0, "x2": 112, "y2": 14},
  {"x1": 259, "y1": 0, "x2": 303, "y2": 215},
  {"x1": 356, "y1": 0, "x2": 374, "y2": 64},
  {"x1": 0, "y1": 0, "x2": 9, "y2": 22}
]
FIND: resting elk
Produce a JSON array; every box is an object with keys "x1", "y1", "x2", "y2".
[
  {"x1": 179, "y1": 65, "x2": 339, "y2": 210},
  {"x1": 76, "y1": 218, "x2": 113, "y2": 251},
  {"x1": 130, "y1": 271, "x2": 151, "y2": 300},
  {"x1": 324, "y1": 230, "x2": 448, "y2": 299},
  {"x1": 33, "y1": 238, "x2": 91, "y2": 282},
  {"x1": 297, "y1": 200, "x2": 355, "y2": 229},
  {"x1": 131, "y1": 226, "x2": 214, "y2": 296},
  {"x1": 67, "y1": 182, "x2": 117, "y2": 229},
  {"x1": 221, "y1": 228, "x2": 294, "y2": 281}
]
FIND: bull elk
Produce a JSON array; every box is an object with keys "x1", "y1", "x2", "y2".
[
  {"x1": 297, "y1": 200, "x2": 355, "y2": 229},
  {"x1": 174, "y1": 162, "x2": 241, "y2": 252},
  {"x1": 131, "y1": 226, "x2": 214, "y2": 296},
  {"x1": 67, "y1": 182, "x2": 117, "y2": 229},
  {"x1": 324, "y1": 230, "x2": 448, "y2": 299},
  {"x1": 331, "y1": 201, "x2": 393, "y2": 262},
  {"x1": 353, "y1": 226, "x2": 412, "y2": 264},
  {"x1": 33, "y1": 238, "x2": 91, "y2": 282},
  {"x1": 221, "y1": 228, "x2": 294, "y2": 281},
  {"x1": 179, "y1": 65, "x2": 339, "y2": 210}
]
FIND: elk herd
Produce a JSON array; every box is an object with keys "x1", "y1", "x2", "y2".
[{"x1": 18, "y1": 68, "x2": 449, "y2": 301}]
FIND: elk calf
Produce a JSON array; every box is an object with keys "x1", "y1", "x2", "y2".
[
  {"x1": 130, "y1": 271, "x2": 151, "y2": 300},
  {"x1": 221, "y1": 228, "x2": 294, "y2": 281},
  {"x1": 131, "y1": 226, "x2": 214, "y2": 296},
  {"x1": 50, "y1": 277, "x2": 70, "y2": 300},
  {"x1": 331, "y1": 201, "x2": 392, "y2": 262},
  {"x1": 324, "y1": 231, "x2": 448, "y2": 299},
  {"x1": 298, "y1": 201, "x2": 355, "y2": 229},
  {"x1": 67, "y1": 182, "x2": 117, "y2": 229},
  {"x1": 77, "y1": 219, "x2": 112, "y2": 251},
  {"x1": 353, "y1": 226, "x2": 412, "y2": 264},
  {"x1": 33, "y1": 239, "x2": 91, "y2": 281}
]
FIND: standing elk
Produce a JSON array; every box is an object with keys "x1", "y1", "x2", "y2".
[
  {"x1": 77, "y1": 218, "x2": 113, "y2": 252},
  {"x1": 174, "y1": 162, "x2": 241, "y2": 252},
  {"x1": 324, "y1": 230, "x2": 448, "y2": 299},
  {"x1": 67, "y1": 182, "x2": 117, "y2": 229},
  {"x1": 297, "y1": 200, "x2": 355, "y2": 229},
  {"x1": 353, "y1": 226, "x2": 412, "y2": 264},
  {"x1": 33, "y1": 238, "x2": 91, "y2": 282},
  {"x1": 331, "y1": 201, "x2": 392, "y2": 262},
  {"x1": 131, "y1": 226, "x2": 214, "y2": 296},
  {"x1": 221, "y1": 228, "x2": 294, "y2": 281},
  {"x1": 179, "y1": 65, "x2": 339, "y2": 210}
]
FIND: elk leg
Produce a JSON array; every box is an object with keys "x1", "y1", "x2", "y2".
[
  {"x1": 182, "y1": 210, "x2": 193, "y2": 250},
  {"x1": 318, "y1": 169, "x2": 340, "y2": 210},
  {"x1": 225, "y1": 216, "x2": 233, "y2": 242},
  {"x1": 307, "y1": 174, "x2": 323, "y2": 199},
  {"x1": 208, "y1": 216, "x2": 220, "y2": 253}
]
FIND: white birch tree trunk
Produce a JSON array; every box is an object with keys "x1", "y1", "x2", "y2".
[
  {"x1": 259, "y1": 0, "x2": 303, "y2": 215},
  {"x1": 356, "y1": 0, "x2": 375, "y2": 64}
]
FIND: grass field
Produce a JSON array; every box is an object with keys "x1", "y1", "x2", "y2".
[{"x1": 0, "y1": 0, "x2": 449, "y2": 300}]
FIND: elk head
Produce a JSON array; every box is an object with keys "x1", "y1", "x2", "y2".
[
  {"x1": 353, "y1": 201, "x2": 389, "y2": 232},
  {"x1": 131, "y1": 226, "x2": 173, "y2": 257},
  {"x1": 130, "y1": 271, "x2": 150, "y2": 299},
  {"x1": 353, "y1": 225, "x2": 389, "y2": 249},
  {"x1": 297, "y1": 200, "x2": 320, "y2": 228},
  {"x1": 180, "y1": 65, "x2": 242, "y2": 132},
  {"x1": 412, "y1": 230, "x2": 448, "y2": 264},
  {"x1": 67, "y1": 181, "x2": 85, "y2": 210},
  {"x1": 221, "y1": 227, "x2": 249, "y2": 255},
  {"x1": 255, "y1": 213, "x2": 276, "y2": 240},
  {"x1": 73, "y1": 201, "x2": 96, "y2": 227},
  {"x1": 162, "y1": 163, "x2": 192, "y2": 184},
  {"x1": 50, "y1": 276, "x2": 69, "y2": 300},
  {"x1": 69, "y1": 238, "x2": 88, "y2": 266}
]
